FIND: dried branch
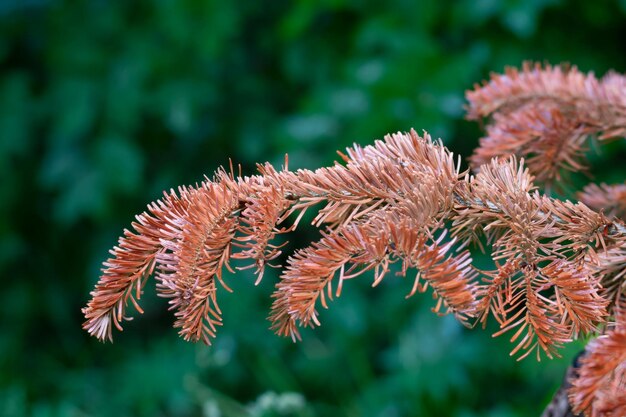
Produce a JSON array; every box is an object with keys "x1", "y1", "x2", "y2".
[
  {"x1": 83, "y1": 131, "x2": 470, "y2": 344},
  {"x1": 467, "y1": 62, "x2": 626, "y2": 184},
  {"x1": 84, "y1": 62, "x2": 626, "y2": 414},
  {"x1": 269, "y1": 214, "x2": 478, "y2": 341},
  {"x1": 570, "y1": 303, "x2": 626, "y2": 417},
  {"x1": 84, "y1": 131, "x2": 624, "y2": 362},
  {"x1": 82, "y1": 187, "x2": 193, "y2": 341},
  {"x1": 155, "y1": 181, "x2": 239, "y2": 343}
]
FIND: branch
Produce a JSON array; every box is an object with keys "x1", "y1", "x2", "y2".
[{"x1": 466, "y1": 62, "x2": 626, "y2": 185}]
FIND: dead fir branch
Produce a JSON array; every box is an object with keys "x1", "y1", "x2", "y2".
[{"x1": 84, "y1": 63, "x2": 626, "y2": 416}]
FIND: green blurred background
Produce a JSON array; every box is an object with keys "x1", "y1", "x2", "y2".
[{"x1": 2, "y1": 1, "x2": 626, "y2": 416}]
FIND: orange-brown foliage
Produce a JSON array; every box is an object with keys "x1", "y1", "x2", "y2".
[{"x1": 84, "y1": 63, "x2": 626, "y2": 416}]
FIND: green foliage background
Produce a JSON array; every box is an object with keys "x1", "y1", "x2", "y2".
[{"x1": 2, "y1": 1, "x2": 626, "y2": 416}]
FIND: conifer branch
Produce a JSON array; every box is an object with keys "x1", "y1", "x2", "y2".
[
  {"x1": 570, "y1": 302, "x2": 626, "y2": 416},
  {"x1": 467, "y1": 62, "x2": 626, "y2": 184},
  {"x1": 83, "y1": 63, "x2": 626, "y2": 416}
]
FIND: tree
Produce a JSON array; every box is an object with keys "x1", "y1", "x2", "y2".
[{"x1": 83, "y1": 63, "x2": 626, "y2": 416}]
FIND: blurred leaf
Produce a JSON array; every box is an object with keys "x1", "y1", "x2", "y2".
[
  {"x1": 47, "y1": 78, "x2": 97, "y2": 145},
  {"x1": 95, "y1": 134, "x2": 144, "y2": 194}
]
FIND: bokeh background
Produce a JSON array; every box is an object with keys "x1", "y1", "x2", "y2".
[{"x1": 2, "y1": 1, "x2": 626, "y2": 416}]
